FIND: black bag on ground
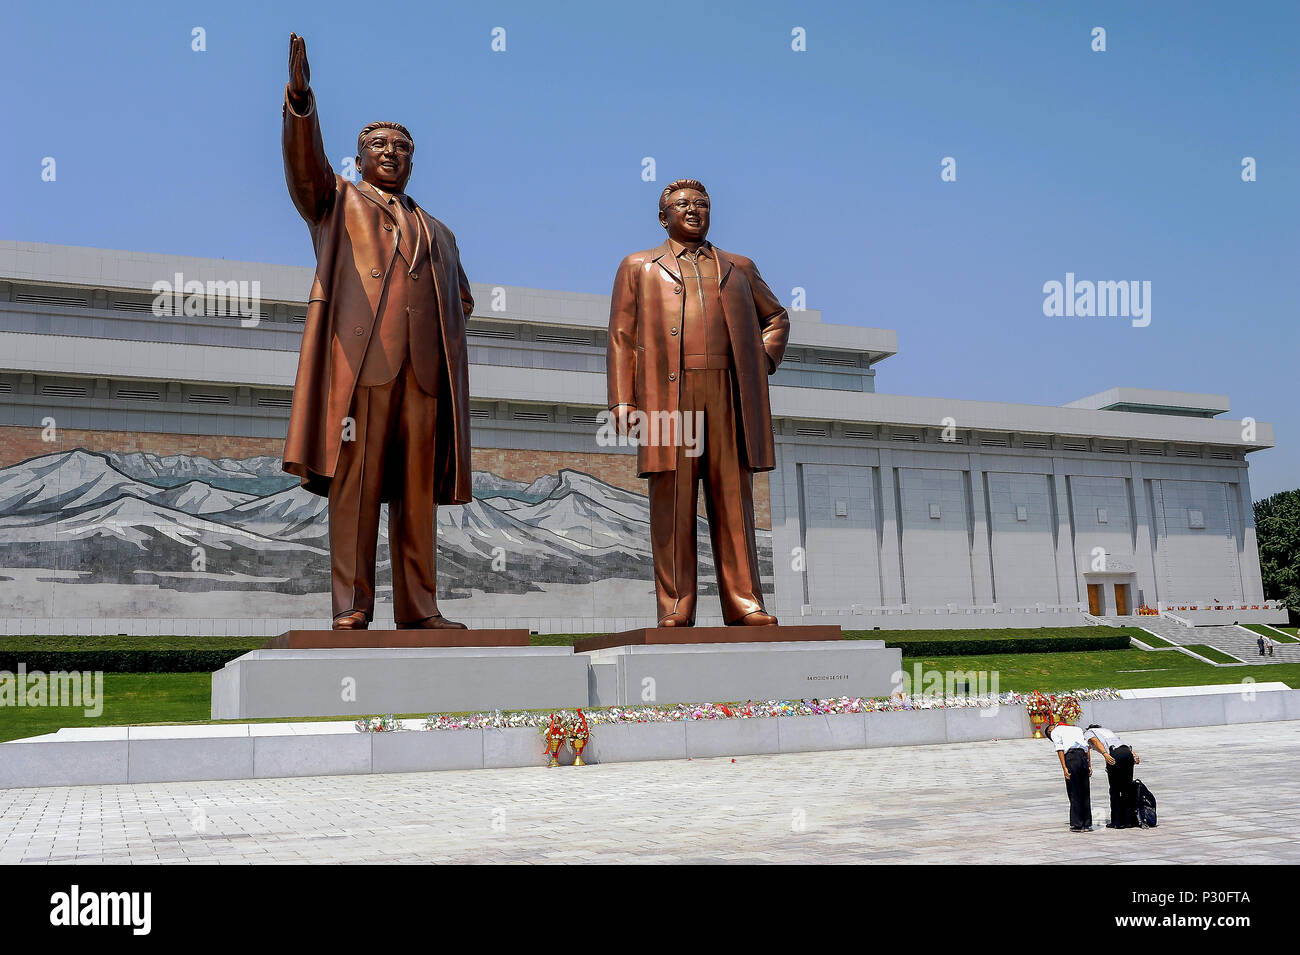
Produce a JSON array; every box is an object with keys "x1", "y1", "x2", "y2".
[{"x1": 1134, "y1": 779, "x2": 1158, "y2": 828}]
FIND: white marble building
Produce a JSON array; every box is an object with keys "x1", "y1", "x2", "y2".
[{"x1": 0, "y1": 241, "x2": 1281, "y2": 634}]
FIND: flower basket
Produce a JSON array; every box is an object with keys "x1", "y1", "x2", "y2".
[
  {"x1": 1025, "y1": 691, "x2": 1053, "y2": 738},
  {"x1": 354, "y1": 714, "x2": 399, "y2": 733},
  {"x1": 1052, "y1": 695, "x2": 1082, "y2": 726}
]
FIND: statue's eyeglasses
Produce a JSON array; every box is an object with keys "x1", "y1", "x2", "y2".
[
  {"x1": 366, "y1": 138, "x2": 412, "y2": 153},
  {"x1": 670, "y1": 199, "x2": 710, "y2": 211}
]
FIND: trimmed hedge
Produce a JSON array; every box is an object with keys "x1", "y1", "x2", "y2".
[
  {"x1": 0, "y1": 637, "x2": 265, "y2": 673},
  {"x1": 0, "y1": 627, "x2": 1137, "y2": 670},
  {"x1": 846, "y1": 632, "x2": 1134, "y2": 657},
  {"x1": 0, "y1": 649, "x2": 257, "y2": 673}
]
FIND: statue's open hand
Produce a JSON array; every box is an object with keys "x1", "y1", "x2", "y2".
[
  {"x1": 288, "y1": 33, "x2": 311, "y2": 102},
  {"x1": 613, "y1": 404, "x2": 637, "y2": 436}
]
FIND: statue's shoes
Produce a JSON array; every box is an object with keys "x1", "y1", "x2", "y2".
[
  {"x1": 732, "y1": 610, "x2": 778, "y2": 627},
  {"x1": 331, "y1": 611, "x2": 370, "y2": 631},
  {"x1": 397, "y1": 614, "x2": 468, "y2": 630},
  {"x1": 657, "y1": 612, "x2": 694, "y2": 628}
]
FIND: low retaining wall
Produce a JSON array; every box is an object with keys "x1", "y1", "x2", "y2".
[
  {"x1": 792, "y1": 608, "x2": 1089, "y2": 630},
  {"x1": 1163, "y1": 609, "x2": 1289, "y2": 626},
  {"x1": 4, "y1": 689, "x2": 1297, "y2": 789}
]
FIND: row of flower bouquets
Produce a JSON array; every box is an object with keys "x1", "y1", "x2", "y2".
[{"x1": 1138, "y1": 600, "x2": 1268, "y2": 615}]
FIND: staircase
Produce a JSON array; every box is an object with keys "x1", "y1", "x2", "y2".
[{"x1": 1109, "y1": 615, "x2": 1300, "y2": 665}]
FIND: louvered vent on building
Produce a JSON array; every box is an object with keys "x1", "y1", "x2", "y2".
[
  {"x1": 41, "y1": 383, "x2": 88, "y2": 398},
  {"x1": 536, "y1": 332, "x2": 591, "y2": 346},
  {"x1": 16, "y1": 292, "x2": 87, "y2": 307}
]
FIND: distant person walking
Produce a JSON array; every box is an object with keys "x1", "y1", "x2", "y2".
[
  {"x1": 1084, "y1": 724, "x2": 1139, "y2": 829},
  {"x1": 1257, "y1": 634, "x2": 1267, "y2": 657},
  {"x1": 1047, "y1": 722, "x2": 1093, "y2": 832}
]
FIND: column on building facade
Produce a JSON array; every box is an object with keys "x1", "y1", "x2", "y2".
[
  {"x1": 1234, "y1": 465, "x2": 1266, "y2": 603},
  {"x1": 766, "y1": 436, "x2": 800, "y2": 616},
  {"x1": 875, "y1": 449, "x2": 905, "y2": 605},
  {"x1": 966, "y1": 454, "x2": 995, "y2": 604},
  {"x1": 1128, "y1": 460, "x2": 1159, "y2": 609},
  {"x1": 1050, "y1": 458, "x2": 1079, "y2": 606},
  {"x1": 1146, "y1": 477, "x2": 1169, "y2": 600}
]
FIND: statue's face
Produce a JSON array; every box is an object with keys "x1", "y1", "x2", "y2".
[
  {"x1": 357, "y1": 127, "x2": 413, "y2": 193},
  {"x1": 659, "y1": 188, "x2": 710, "y2": 244}
]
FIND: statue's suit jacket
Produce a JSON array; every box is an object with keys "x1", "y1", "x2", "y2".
[
  {"x1": 280, "y1": 87, "x2": 473, "y2": 504},
  {"x1": 607, "y1": 241, "x2": 790, "y2": 476}
]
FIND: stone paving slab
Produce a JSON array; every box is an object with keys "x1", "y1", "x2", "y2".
[{"x1": 0, "y1": 723, "x2": 1295, "y2": 864}]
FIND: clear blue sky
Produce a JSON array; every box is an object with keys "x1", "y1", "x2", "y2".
[{"x1": 2, "y1": 0, "x2": 1296, "y2": 497}]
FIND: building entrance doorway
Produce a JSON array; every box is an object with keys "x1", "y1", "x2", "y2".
[
  {"x1": 1087, "y1": 583, "x2": 1103, "y2": 615},
  {"x1": 1114, "y1": 583, "x2": 1131, "y2": 616}
]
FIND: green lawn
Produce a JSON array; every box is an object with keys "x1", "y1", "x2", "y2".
[
  {"x1": 896, "y1": 648, "x2": 1300, "y2": 693},
  {"x1": 0, "y1": 673, "x2": 211, "y2": 743},
  {"x1": 535, "y1": 626, "x2": 1145, "y2": 647},
  {"x1": 1242, "y1": 624, "x2": 1299, "y2": 644},
  {"x1": 847, "y1": 626, "x2": 1140, "y2": 642},
  {"x1": 1182, "y1": 644, "x2": 1246, "y2": 664},
  {"x1": 1132, "y1": 632, "x2": 1176, "y2": 648}
]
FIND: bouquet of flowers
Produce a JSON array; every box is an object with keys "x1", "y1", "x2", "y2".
[
  {"x1": 354, "y1": 714, "x2": 400, "y2": 733},
  {"x1": 568, "y1": 709, "x2": 591, "y2": 765},
  {"x1": 540, "y1": 712, "x2": 568, "y2": 766},
  {"x1": 1052, "y1": 695, "x2": 1082, "y2": 725},
  {"x1": 1025, "y1": 691, "x2": 1053, "y2": 717}
]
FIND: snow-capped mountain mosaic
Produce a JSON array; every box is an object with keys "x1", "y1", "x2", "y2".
[{"x1": 0, "y1": 450, "x2": 772, "y2": 620}]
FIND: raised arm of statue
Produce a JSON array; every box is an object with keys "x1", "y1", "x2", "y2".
[{"x1": 282, "y1": 33, "x2": 336, "y2": 225}]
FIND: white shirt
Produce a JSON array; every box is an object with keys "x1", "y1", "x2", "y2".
[
  {"x1": 1084, "y1": 726, "x2": 1124, "y2": 750},
  {"x1": 1050, "y1": 724, "x2": 1088, "y2": 752}
]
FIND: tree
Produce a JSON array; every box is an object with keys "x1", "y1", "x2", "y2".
[{"x1": 1254, "y1": 489, "x2": 1300, "y2": 615}]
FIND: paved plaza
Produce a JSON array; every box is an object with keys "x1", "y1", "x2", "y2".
[{"x1": 0, "y1": 722, "x2": 1296, "y2": 864}]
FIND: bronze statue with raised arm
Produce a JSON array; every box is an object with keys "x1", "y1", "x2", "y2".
[
  {"x1": 280, "y1": 34, "x2": 473, "y2": 631},
  {"x1": 607, "y1": 179, "x2": 790, "y2": 626}
]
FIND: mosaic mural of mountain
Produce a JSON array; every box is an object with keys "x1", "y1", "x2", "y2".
[{"x1": 0, "y1": 450, "x2": 773, "y2": 616}]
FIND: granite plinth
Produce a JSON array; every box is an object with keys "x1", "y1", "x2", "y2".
[
  {"x1": 581, "y1": 639, "x2": 901, "y2": 707},
  {"x1": 264, "y1": 629, "x2": 531, "y2": 649},
  {"x1": 573, "y1": 625, "x2": 843, "y2": 653},
  {"x1": 211, "y1": 646, "x2": 587, "y2": 720}
]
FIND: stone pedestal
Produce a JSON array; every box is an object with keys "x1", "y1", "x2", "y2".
[
  {"x1": 211, "y1": 646, "x2": 587, "y2": 720},
  {"x1": 582, "y1": 639, "x2": 902, "y2": 707},
  {"x1": 264, "y1": 629, "x2": 531, "y2": 649},
  {"x1": 573, "y1": 624, "x2": 843, "y2": 653}
]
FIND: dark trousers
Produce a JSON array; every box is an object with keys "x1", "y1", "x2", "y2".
[
  {"x1": 329, "y1": 359, "x2": 442, "y2": 624},
  {"x1": 1064, "y1": 749, "x2": 1092, "y2": 829},
  {"x1": 646, "y1": 369, "x2": 765, "y2": 624},
  {"x1": 1106, "y1": 744, "x2": 1137, "y2": 828}
]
